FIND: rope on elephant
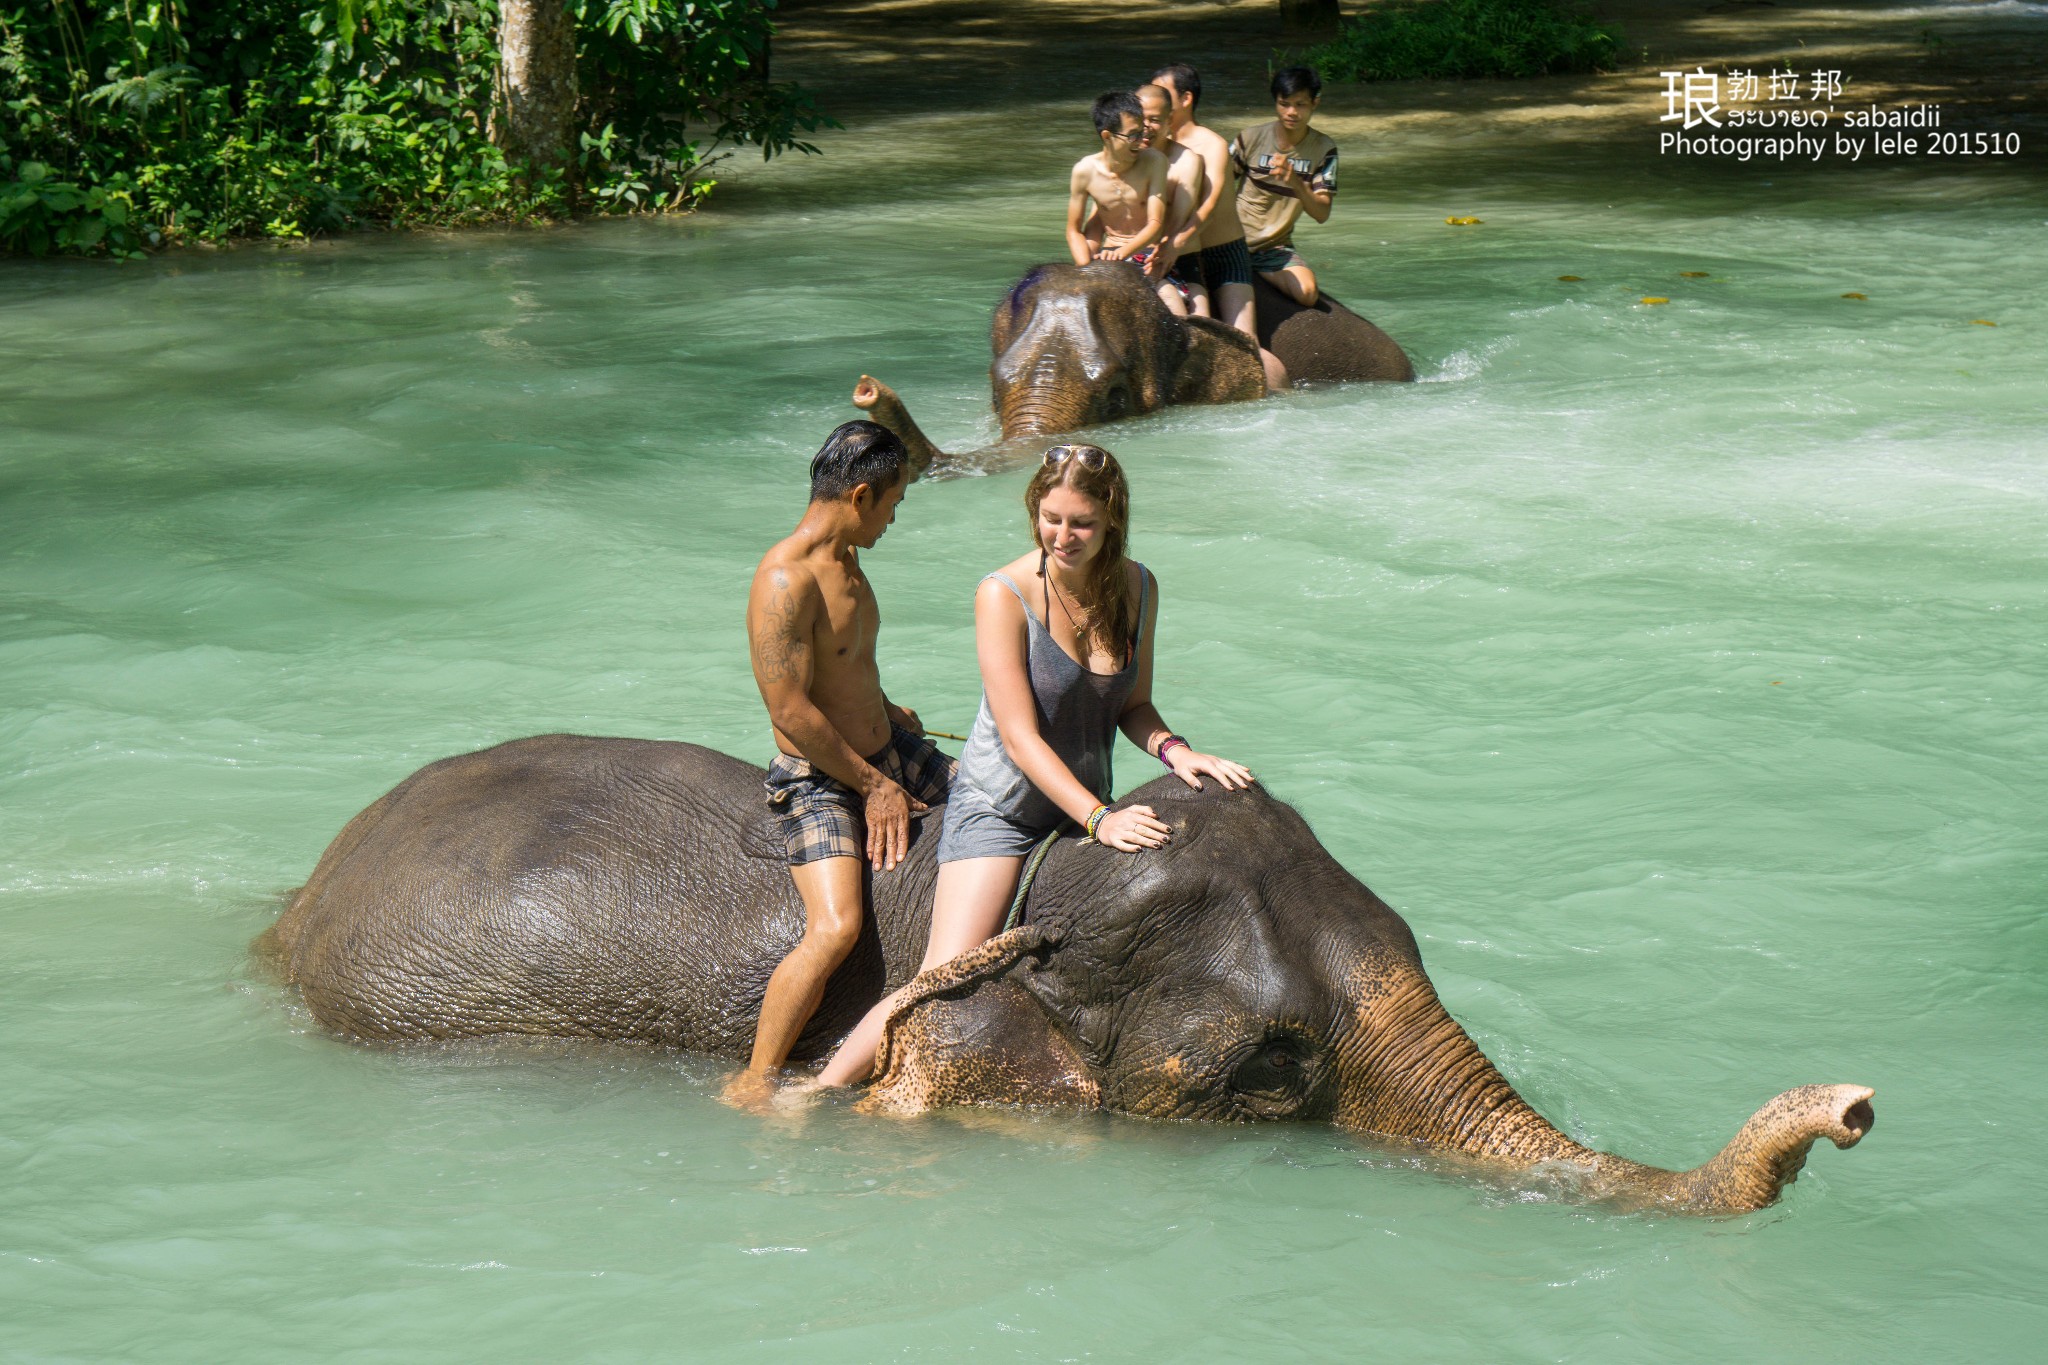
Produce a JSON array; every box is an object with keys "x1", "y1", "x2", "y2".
[{"x1": 1002, "y1": 827, "x2": 1065, "y2": 932}]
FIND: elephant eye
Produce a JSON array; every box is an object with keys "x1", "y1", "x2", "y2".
[{"x1": 1228, "y1": 1033, "x2": 1316, "y2": 1114}]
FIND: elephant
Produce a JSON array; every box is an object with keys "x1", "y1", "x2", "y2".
[
  {"x1": 853, "y1": 261, "x2": 1415, "y2": 470},
  {"x1": 256, "y1": 734, "x2": 1874, "y2": 1214}
]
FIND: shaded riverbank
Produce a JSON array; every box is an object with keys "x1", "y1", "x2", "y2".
[{"x1": 762, "y1": 0, "x2": 2047, "y2": 163}]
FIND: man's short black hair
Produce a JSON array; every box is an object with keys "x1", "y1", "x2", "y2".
[
  {"x1": 1272, "y1": 66, "x2": 1322, "y2": 100},
  {"x1": 1092, "y1": 90, "x2": 1142, "y2": 136},
  {"x1": 1148, "y1": 63, "x2": 1201, "y2": 108},
  {"x1": 809, "y1": 421, "x2": 908, "y2": 502}
]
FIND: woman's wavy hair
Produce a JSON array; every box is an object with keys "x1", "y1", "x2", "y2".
[{"x1": 1023, "y1": 445, "x2": 1135, "y2": 658}]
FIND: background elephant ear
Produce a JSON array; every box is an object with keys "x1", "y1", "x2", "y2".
[
  {"x1": 859, "y1": 925, "x2": 1100, "y2": 1115},
  {"x1": 1171, "y1": 316, "x2": 1266, "y2": 406},
  {"x1": 991, "y1": 266, "x2": 1053, "y2": 358}
]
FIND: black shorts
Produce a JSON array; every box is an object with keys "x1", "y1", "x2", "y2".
[{"x1": 1197, "y1": 237, "x2": 1255, "y2": 291}]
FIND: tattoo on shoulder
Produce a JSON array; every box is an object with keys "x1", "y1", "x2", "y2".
[{"x1": 756, "y1": 571, "x2": 808, "y2": 684}]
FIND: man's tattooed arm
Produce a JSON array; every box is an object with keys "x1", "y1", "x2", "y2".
[{"x1": 752, "y1": 568, "x2": 811, "y2": 687}]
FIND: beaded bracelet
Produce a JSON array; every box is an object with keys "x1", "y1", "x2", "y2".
[
  {"x1": 1084, "y1": 804, "x2": 1111, "y2": 841},
  {"x1": 1156, "y1": 735, "x2": 1190, "y2": 768}
]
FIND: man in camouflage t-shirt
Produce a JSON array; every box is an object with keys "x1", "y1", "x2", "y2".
[{"x1": 1231, "y1": 66, "x2": 1337, "y2": 307}]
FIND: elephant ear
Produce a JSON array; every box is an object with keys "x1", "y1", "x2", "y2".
[
  {"x1": 1172, "y1": 316, "x2": 1267, "y2": 405},
  {"x1": 990, "y1": 265, "x2": 1054, "y2": 358},
  {"x1": 859, "y1": 924, "x2": 1101, "y2": 1116}
]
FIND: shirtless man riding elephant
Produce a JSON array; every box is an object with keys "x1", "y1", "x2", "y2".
[{"x1": 726, "y1": 420, "x2": 953, "y2": 1107}]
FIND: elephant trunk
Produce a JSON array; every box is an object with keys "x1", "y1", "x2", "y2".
[
  {"x1": 1335, "y1": 965, "x2": 1874, "y2": 1213},
  {"x1": 993, "y1": 345, "x2": 1096, "y2": 441},
  {"x1": 851, "y1": 376, "x2": 943, "y2": 477},
  {"x1": 997, "y1": 387, "x2": 1091, "y2": 441}
]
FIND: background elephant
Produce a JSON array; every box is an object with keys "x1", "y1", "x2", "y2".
[
  {"x1": 854, "y1": 261, "x2": 1414, "y2": 469},
  {"x1": 259, "y1": 735, "x2": 1873, "y2": 1214},
  {"x1": 1253, "y1": 273, "x2": 1417, "y2": 385}
]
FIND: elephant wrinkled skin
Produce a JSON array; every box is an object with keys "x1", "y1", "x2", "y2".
[
  {"x1": 259, "y1": 735, "x2": 1874, "y2": 1214},
  {"x1": 853, "y1": 262, "x2": 1415, "y2": 469}
]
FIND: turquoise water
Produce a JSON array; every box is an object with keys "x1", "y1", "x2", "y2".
[{"x1": 4, "y1": 98, "x2": 2046, "y2": 1359}]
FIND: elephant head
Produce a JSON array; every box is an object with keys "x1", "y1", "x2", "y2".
[
  {"x1": 852, "y1": 263, "x2": 1413, "y2": 472},
  {"x1": 849, "y1": 264, "x2": 1270, "y2": 471},
  {"x1": 859, "y1": 778, "x2": 1873, "y2": 1214},
  {"x1": 987, "y1": 262, "x2": 1265, "y2": 438}
]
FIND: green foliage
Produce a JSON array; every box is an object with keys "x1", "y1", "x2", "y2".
[
  {"x1": 0, "y1": 157, "x2": 142, "y2": 255},
  {"x1": 1304, "y1": 0, "x2": 1620, "y2": 83},
  {"x1": 0, "y1": 1, "x2": 831, "y2": 257},
  {"x1": 577, "y1": 0, "x2": 829, "y2": 211}
]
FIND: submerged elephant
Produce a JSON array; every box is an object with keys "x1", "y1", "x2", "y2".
[
  {"x1": 854, "y1": 261, "x2": 1415, "y2": 468},
  {"x1": 258, "y1": 735, "x2": 1873, "y2": 1213}
]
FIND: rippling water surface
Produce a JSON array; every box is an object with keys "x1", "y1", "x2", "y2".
[{"x1": 3, "y1": 93, "x2": 2045, "y2": 1360}]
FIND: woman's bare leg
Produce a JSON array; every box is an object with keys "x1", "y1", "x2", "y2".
[{"x1": 812, "y1": 855, "x2": 1025, "y2": 1088}]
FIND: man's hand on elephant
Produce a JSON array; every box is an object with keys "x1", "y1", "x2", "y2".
[
  {"x1": 865, "y1": 779, "x2": 925, "y2": 872},
  {"x1": 1096, "y1": 804, "x2": 1170, "y2": 852},
  {"x1": 1167, "y1": 749, "x2": 1254, "y2": 793}
]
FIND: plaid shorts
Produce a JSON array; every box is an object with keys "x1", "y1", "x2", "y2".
[
  {"x1": 763, "y1": 725, "x2": 957, "y2": 866},
  {"x1": 1249, "y1": 242, "x2": 1308, "y2": 275}
]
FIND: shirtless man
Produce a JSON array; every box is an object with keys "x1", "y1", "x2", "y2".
[
  {"x1": 1066, "y1": 90, "x2": 1167, "y2": 276},
  {"x1": 728, "y1": 420, "x2": 954, "y2": 1108},
  {"x1": 1149, "y1": 63, "x2": 1289, "y2": 391},
  {"x1": 1136, "y1": 81, "x2": 1209, "y2": 318}
]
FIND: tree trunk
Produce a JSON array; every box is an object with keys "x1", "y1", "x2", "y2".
[{"x1": 493, "y1": 0, "x2": 580, "y2": 173}]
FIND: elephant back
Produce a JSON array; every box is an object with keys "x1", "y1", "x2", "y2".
[
  {"x1": 263, "y1": 735, "x2": 941, "y2": 1056},
  {"x1": 1254, "y1": 278, "x2": 1416, "y2": 384}
]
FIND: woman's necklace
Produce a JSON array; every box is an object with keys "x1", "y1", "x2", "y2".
[{"x1": 1043, "y1": 556, "x2": 1095, "y2": 648}]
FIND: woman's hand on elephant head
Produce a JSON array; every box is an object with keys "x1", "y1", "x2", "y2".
[
  {"x1": 1095, "y1": 803, "x2": 1171, "y2": 852},
  {"x1": 1167, "y1": 749, "x2": 1254, "y2": 793}
]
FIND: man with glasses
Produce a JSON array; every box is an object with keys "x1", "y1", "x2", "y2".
[{"x1": 1065, "y1": 91, "x2": 1167, "y2": 275}]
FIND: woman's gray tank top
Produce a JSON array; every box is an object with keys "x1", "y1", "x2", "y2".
[{"x1": 953, "y1": 565, "x2": 1151, "y2": 829}]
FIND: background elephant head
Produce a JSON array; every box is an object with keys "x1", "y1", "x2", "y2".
[
  {"x1": 861, "y1": 777, "x2": 1873, "y2": 1214},
  {"x1": 851, "y1": 263, "x2": 1413, "y2": 470},
  {"x1": 988, "y1": 261, "x2": 1265, "y2": 438}
]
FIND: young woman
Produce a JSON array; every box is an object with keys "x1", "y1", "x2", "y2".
[{"x1": 814, "y1": 443, "x2": 1252, "y2": 1089}]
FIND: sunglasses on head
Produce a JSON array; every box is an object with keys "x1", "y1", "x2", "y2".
[{"x1": 1043, "y1": 444, "x2": 1110, "y2": 471}]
